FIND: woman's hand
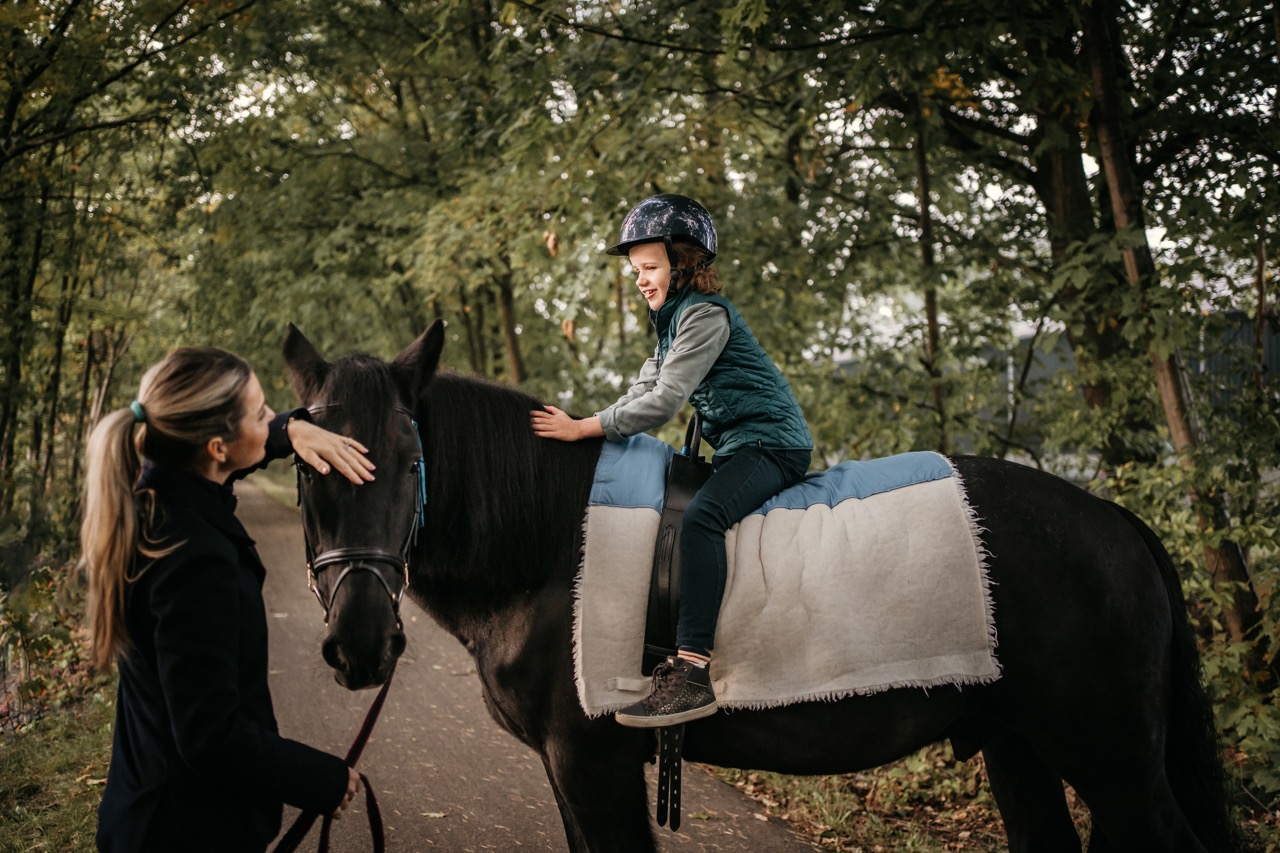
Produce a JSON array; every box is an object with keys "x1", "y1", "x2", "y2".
[
  {"x1": 332, "y1": 766, "x2": 361, "y2": 820},
  {"x1": 287, "y1": 419, "x2": 376, "y2": 484},
  {"x1": 530, "y1": 406, "x2": 603, "y2": 442}
]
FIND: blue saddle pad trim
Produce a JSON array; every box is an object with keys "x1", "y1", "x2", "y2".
[
  {"x1": 589, "y1": 434, "x2": 673, "y2": 512},
  {"x1": 751, "y1": 451, "x2": 952, "y2": 514},
  {"x1": 589, "y1": 436, "x2": 951, "y2": 515}
]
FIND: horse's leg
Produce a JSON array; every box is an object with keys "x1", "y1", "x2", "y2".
[
  {"x1": 1066, "y1": 762, "x2": 1208, "y2": 853},
  {"x1": 1020, "y1": 682, "x2": 1209, "y2": 853},
  {"x1": 541, "y1": 754, "x2": 592, "y2": 851},
  {"x1": 982, "y1": 732, "x2": 1081, "y2": 853},
  {"x1": 541, "y1": 732, "x2": 656, "y2": 853}
]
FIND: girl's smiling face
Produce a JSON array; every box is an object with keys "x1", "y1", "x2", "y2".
[{"x1": 628, "y1": 242, "x2": 672, "y2": 311}]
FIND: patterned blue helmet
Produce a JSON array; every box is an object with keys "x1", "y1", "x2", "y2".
[{"x1": 606, "y1": 194, "x2": 717, "y2": 260}]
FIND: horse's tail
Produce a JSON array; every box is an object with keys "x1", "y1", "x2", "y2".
[{"x1": 1113, "y1": 503, "x2": 1241, "y2": 853}]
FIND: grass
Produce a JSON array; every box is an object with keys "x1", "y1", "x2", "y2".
[
  {"x1": 0, "y1": 684, "x2": 115, "y2": 853},
  {"x1": 714, "y1": 746, "x2": 1280, "y2": 852},
  {"x1": 712, "y1": 745, "x2": 1020, "y2": 852}
]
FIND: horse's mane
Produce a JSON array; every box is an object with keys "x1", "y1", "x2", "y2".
[{"x1": 419, "y1": 370, "x2": 601, "y2": 594}]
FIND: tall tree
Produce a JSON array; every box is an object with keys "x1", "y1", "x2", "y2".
[{"x1": 1077, "y1": 0, "x2": 1263, "y2": 647}]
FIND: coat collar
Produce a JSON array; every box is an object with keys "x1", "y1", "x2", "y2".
[{"x1": 137, "y1": 461, "x2": 255, "y2": 548}]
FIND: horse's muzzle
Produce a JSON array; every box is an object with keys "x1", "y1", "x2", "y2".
[{"x1": 323, "y1": 628, "x2": 406, "y2": 690}]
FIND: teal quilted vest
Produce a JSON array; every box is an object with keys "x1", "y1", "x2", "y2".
[{"x1": 653, "y1": 287, "x2": 812, "y2": 455}]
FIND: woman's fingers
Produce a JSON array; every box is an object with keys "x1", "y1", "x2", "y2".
[
  {"x1": 331, "y1": 440, "x2": 376, "y2": 484},
  {"x1": 293, "y1": 420, "x2": 376, "y2": 484},
  {"x1": 332, "y1": 767, "x2": 361, "y2": 819}
]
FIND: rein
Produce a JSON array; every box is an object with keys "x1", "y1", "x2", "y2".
[
  {"x1": 271, "y1": 668, "x2": 395, "y2": 853},
  {"x1": 296, "y1": 403, "x2": 427, "y2": 627}
]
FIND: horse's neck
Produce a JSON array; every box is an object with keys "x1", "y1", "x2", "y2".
[{"x1": 414, "y1": 375, "x2": 599, "y2": 615}]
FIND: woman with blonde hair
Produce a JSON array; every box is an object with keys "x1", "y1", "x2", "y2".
[{"x1": 82, "y1": 345, "x2": 373, "y2": 853}]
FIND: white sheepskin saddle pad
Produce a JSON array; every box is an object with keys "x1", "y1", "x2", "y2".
[{"x1": 573, "y1": 434, "x2": 1000, "y2": 717}]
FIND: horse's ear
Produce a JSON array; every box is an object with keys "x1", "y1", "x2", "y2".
[
  {"x1": 393, "y1": 319, "x2": 445, "y2": 401},
  {"x1": 282, "y1": 323, "x2": 330, "y2": 405}
]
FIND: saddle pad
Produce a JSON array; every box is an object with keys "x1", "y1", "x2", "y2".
[{"x1": 572, "y1": 434, "x2": 1000, "y2": 717}]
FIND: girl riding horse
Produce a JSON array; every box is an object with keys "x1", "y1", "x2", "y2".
[{"x1": 531, "y1": 194, "x2": 812, "y2": 727}]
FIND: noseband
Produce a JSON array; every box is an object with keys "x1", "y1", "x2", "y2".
[{"x1": 296, "y1": 403, "x2": 428, "y2": 628}]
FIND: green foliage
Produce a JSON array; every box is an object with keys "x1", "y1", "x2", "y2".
[
  {"x1": 1, "y1": 0, "x2": 1278, "y2": 839},
  {"x1": 1, "y1": 564, "x2": 103, "y2": 727}
]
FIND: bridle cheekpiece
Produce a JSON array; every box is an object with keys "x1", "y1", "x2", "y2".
[{"x1": 296, "y1": 403, "x2": 427, "y2": 628}]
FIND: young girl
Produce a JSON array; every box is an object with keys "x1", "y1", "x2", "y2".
[
  {"x1": 82, "y1": 346, "x2": 375, "y2": 852},
  {"x1": 531, "y1": 194, "x2": 812, "y2": 726}
]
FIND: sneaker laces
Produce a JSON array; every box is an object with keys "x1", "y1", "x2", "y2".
[{"x1": 647, "y1": 659, "x2": 690, "y2": 705}]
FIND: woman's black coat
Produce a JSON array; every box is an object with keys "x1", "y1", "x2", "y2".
[{"x1": 97, "y1": 415, "x2": 347, "y2": 853}]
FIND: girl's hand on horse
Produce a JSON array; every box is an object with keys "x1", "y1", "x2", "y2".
[
  {"x1": 287, "y1": 419, "x2": 376, "y2": 484},
  {"x1": 331, "y1": 766, "x2": 361, "y2": 820},
  {"x1": 530, "y1": 406, "x2": 604, "y2": 442}
]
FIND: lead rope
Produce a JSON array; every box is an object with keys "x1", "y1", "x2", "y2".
[{"x1": 272, "y1": 667, "x2": 395, "y2": 853}]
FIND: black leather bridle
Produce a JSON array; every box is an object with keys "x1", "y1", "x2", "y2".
[{"x1": 296, "y1": 403, "x2": 427, "y2": 628}]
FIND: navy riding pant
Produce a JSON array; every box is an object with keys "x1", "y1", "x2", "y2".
[{"x1": 676, "y1": 445, "x2": 811, "y2": 656}]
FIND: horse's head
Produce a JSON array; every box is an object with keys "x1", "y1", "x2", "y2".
[{"x1": 282, "y1": 320, "x2": 444, "y2": 689}]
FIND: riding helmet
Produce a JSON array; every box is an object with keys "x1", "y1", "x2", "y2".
[{"x1": 606, "y1": 194, "x2": 718, "y2": 260}]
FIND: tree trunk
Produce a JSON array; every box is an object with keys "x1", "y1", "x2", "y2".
[
  {"x1": 70, "y1": 325, "x2": 99, "y2": 487},
  {"x1": 87, "y1": 326, "x2": 133, "y2": 433},
  {"x1": 1257, "y1": 236, "x2": 1270, "y2": 398},
  {"x1": 495, "y1": 269, "x2": 527, "y2": 385},
  {"x1": 1273, "y1": 2, "x2": 1280, "y2": 122},
  {"x1": 0, "y1": 194, "x2": 33, "y2": 502},
  {"x1": 457, "y1": 284, "x2": 487, "y2": 376},
  {"x1": 40, "y1": 274, "x2": 79, "y2": 494},
  {"x1": 0, "y1": 174, "x2": 52, "y2": 514},
  {"x1": 1027, "y1": 34, "x2": 1155, "y2": 467},
  {"x1": 1080, "y1": 0, "x2": 1260, "y2": 646},
  {"x1": 913, "y1": 117, "x2": 948, "y2": 453}
]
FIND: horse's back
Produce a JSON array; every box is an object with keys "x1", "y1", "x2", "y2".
[
  {"x1": 951, "y1": 456, "x2": 1176, "y2": 737},
  {"x1": 952, "y1": 455, "x2": 1173, "y2": 646}
]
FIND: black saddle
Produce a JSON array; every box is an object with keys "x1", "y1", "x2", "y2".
[{"x1": 642, "y1": 413, "x2": 713, "y2": 675}]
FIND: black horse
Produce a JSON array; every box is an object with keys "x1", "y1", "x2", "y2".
[{"x1": 282, "y1": 321, "x2": 1238, "y2": 853}]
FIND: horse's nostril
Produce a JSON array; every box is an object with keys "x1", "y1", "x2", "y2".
[
  {"x1": 322, "y1": 637, "x2": 344, "y2": 670},
  {"x1": 391, "y1": 633, "x2": 407, "y2": 657}
]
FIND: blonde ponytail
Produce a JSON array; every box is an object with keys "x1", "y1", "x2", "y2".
[
  {"x1": 82, "y1": 409, "x2": 145, "y2": 670},
  {"x1": 81, "y1": 347, "x2": 252, "y2": 670}
]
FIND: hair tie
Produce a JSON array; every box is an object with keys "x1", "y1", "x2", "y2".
[{"x1": 129, "y1": 400, "x2": 147, "y2": 423}]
